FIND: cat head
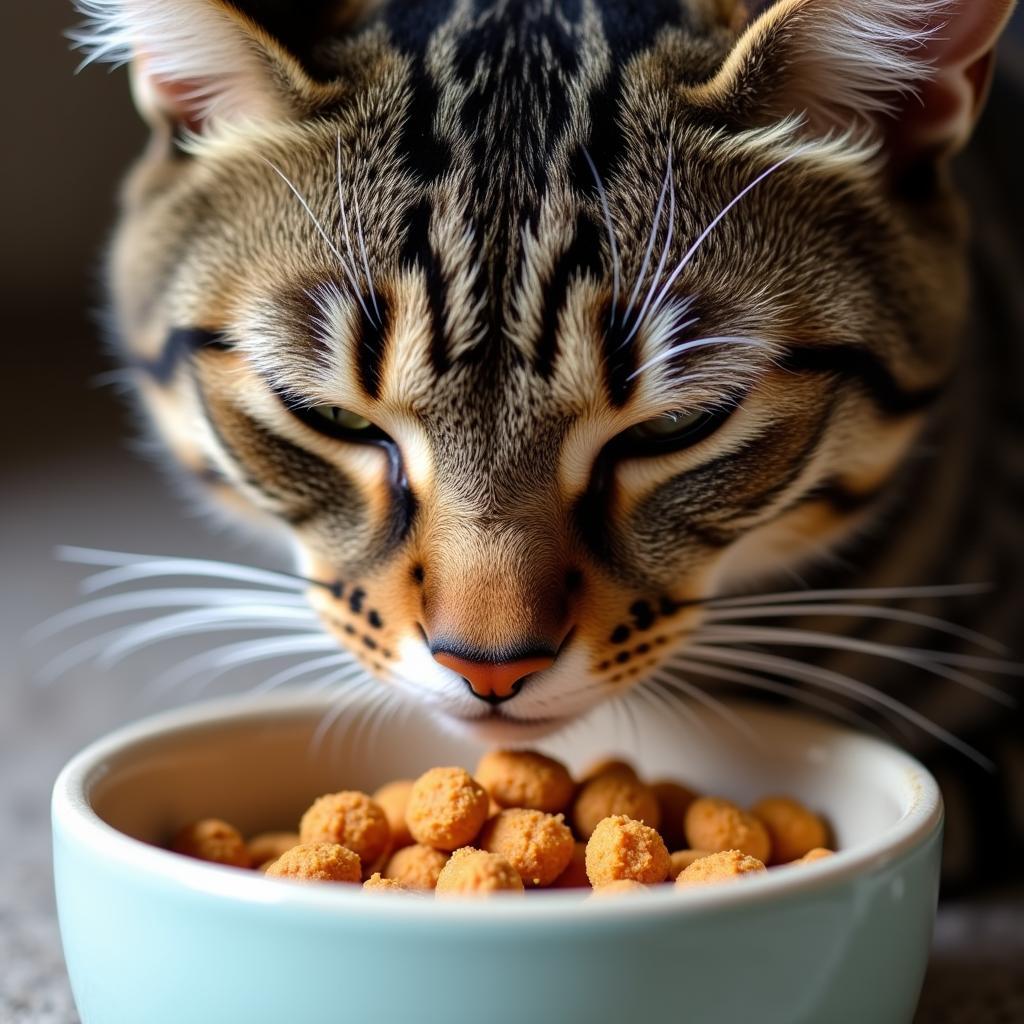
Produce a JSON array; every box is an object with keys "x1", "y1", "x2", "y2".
[{"x1": 74, "y1": 0, "x2": 1013, "y2": 737}]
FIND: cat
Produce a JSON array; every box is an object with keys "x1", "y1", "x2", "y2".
[{"x1": 71, "y1": 0, "x2": 1021, "y2": 887}]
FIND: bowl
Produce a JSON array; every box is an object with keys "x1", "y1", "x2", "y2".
[{"x1": 52, "y1": 692, "x2": 942, "y2": 1024}]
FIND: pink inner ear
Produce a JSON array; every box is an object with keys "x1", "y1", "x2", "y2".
[
  {"x1": 919, "y1": 0, "x2": 1015, "y2": 66},
  {"x1": 891, "y1": 0, "x2": 1013, "y2": 161},
  {"x1": 150, "y1": 75, "x2": 209, "y2": 134}
]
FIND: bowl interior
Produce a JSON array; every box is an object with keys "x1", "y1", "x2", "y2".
[{"x1": 82, "y1": 694, "x2": 920, "y2": 854}]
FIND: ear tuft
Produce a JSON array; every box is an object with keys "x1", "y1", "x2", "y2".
[
  {"x1": 688, "y1": 0, "x2": 1014, "y2": 162},
  {"x1": 70, "y1": 0, "x2": 298, "y2": 128}
]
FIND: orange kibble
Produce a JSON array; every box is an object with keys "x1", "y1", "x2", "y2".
[
  {"x1": 405, "y1": 767, "x2": 490, "y2": 851},
  {"x1": 363, "y1": 872, "x2": 409, "y2": 893},
  {"x1": 751, "y1": 796, "x2": 830, "y2": 865},
  {"x1": 475, "y1": 749, "x2": 575, "y2": 813},
  {"x1": 478, "y1": 808, "x2": 574, "y2": 887},
  {"x1": 795, "y1": 847, "x2": 835, "y2": 865},
  {"x1": 573, "y1": 773, "x2": 660, "y2": 840},
  {"x1": 434, "y1": 847, "x2": 525, "y2": 897},
  {"x1": 580, "y1": 757, "x2": 637, "y2": 782},
  {"x1": 246, "y1": 831, "x2": 300, "y2": 867},
  {"x1": 675, "y1": 849, "x2": 766, "y2": 888},
  {"x1": 265, "y1": 842, "x2": 361, "y2": 883},
  {"x1": 589, "y1": 879, "x2": 649, "y2": 898},
  {"x1": 684, "y1": 797, "x2": 771, "y2": 862},
  {"x1": 651, "y1": 780, "x2": 699, "y2": 851},
  {"x1": 552, "y1": 841, "x2": 590, "y2": 889},
  {"x1": 299, "y1": 792, "x2": 391, "y2": 867},
  {"x1": 383, "y1": 844, "x2": 449, "y2": 890},
  {"x1": 172, "y1": 819, "x2": 251, "y2": 868},
  {"x1": 373, "y1": 780, "x2": 415, "y2": 850},
  {"x1": 667, "y1": 849, "x2": 715, "y2": 880},
  {"x1": 585, "y1": 815, "x2": 670, "y2": 887}
]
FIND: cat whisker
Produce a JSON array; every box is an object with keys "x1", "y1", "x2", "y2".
[
  {"x1": 650, "y1": 669, "x2": 763, "y2": 745},
  {"x1": 144, "y1": 634, "x2": 343, "y2": 699},
  {"x1": 249, "y1": 653, "x2": 354, "y2": 696},
  {"x1": 696, "y1": 625, "x2": 1019, "y2": 705},
  {"x1": 700, "y1": 581, "x2": 994, "y2": 609},
  {"x1": 703, "y1": 602, "x2": 1008, "y2": 655},
  {"x1": 681, "y1": 643, "x2": 994, "y2": 769},
  {"x1": 56, "y1": 546, "x2": 310, "y2": 593},
  {"x1": 628, "y1": 676, "x2": 709, "y2": 738},
  {"x1": 309, "y1": 673, "x2": 380, "y2": 759},
  {"x1": 581, "y1": 146, "x2": 621, "y2": 328},
  {"x1": 30, "y1": 587, "x2": 308, "y2": 642},
  {"x1": 669, "y1": 653, "x2": 882, "y2": 734}
]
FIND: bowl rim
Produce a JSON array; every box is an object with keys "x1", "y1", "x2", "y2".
[{"x1": 52, "y1": 692, "x2": 943, "y2": 924}]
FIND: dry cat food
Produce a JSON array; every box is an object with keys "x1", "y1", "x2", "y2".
[{"x1": 167, "y1": 750, "x2": 835, "y2": 897}]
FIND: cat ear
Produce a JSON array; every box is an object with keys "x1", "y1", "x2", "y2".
[
  {"x1": 70, "y1": 0, "x2": 326, "y2": 132},
  {"x1": 687, "y1": 0, "x2": 1016, "y2": 161}
]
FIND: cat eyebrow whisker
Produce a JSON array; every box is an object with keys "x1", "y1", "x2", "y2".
[
  {"x1": 646, "y1": 147, "x2": 808, "y2": 322},
  {"x1": 627, "y1": 335, "x2": 771, "y2": 381},
  {"x1": 581, "y1": 146, "x2": 621, "y2": 329},
  {"x1": 335, "y1": 133, "x2": 379, "y2": 327},
  {"x1": 266, "y1": 157, "x2": 372, "y2": 325},
  {"x1": 621, "y1": 149, "x2": 677, "y2": 350},
  {"x1": 625, "y1": 148, "x2": 672, "y2": 315}
]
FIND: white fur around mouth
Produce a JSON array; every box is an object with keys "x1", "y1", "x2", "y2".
[{"x1": 434, "y1": 708, "x2": 573, "y2": 744}]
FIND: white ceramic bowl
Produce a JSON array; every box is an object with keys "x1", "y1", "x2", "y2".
[{"x1": 53, "y1": 693, "x2": 942, "y2": 1024}]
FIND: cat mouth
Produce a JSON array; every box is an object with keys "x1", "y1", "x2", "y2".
[{"x1": 438, "y1": 707, "x2": 572, "y2": 742}]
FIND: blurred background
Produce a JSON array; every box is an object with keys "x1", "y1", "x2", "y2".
[{"x1": 1, "y1": 4, "x2": 1022, "y2": 1022}]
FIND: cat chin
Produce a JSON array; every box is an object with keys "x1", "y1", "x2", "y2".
[{"x1": 433, "y1": 710, "x2": 572, "y2": 745}]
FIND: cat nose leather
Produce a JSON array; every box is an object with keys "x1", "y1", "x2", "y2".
[{"x1": 431, "y1": 651, "x2": 556, "y2": 703}]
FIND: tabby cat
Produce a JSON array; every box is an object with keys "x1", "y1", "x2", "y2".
[{"x1": 72, "y1": 0, "x2": 1021, "y2": 887}]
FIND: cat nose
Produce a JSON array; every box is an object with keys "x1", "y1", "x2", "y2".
[{"x1": 431, "y1": 648, "x2": 556, "y2": 704}]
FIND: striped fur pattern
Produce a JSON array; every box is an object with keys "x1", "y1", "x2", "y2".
[{"x1": 74, "y1": 0, "x2": 1021, "y2": 884}]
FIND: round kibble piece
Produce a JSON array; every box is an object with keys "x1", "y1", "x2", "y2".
[
  {"x1": 435, "y1": 847, "x2": 525, "y2": 897},
  {"x1": 475, "y1": 749, "x2": 575, "y2": 813},
  {"x1": 363, "y1": 872, "x2": 408, "y2": 892},
  {"x1": 580, "y1": 757, "x2": 636, "y2": 782},
  {"x1": 585, "y1": 815, "x2": 671, "y2": 887},
  {"x1": 675, "y1": 849, "x2": 766, "y2": 888},
  {"x1": 685, "y1": 797, "x2": 771, "y2": 862},
  {"x1": 751, "y1": 796, "x2": 829, "y2": 864},
  {"x1": 667, "y1": 849, "x2": 715, "y2": 880},
  {"x1": 589, "y1": 879, "x2": 649, "y2": 898},
  {"x1": 172, "y1": 819, "x2": 251, "y2": 868},
  {"x1": 573, "y1": 774, "x2": 660, "y2": 840},
  {"x1": 246, "y1": 831, "x2": 300, "y2": 867},
  {"x1": 405, "y1": 767, "x2": 489, "y2": 851},
  {"x1": 299, "y1": 792, "x2": 391, "y2": 867},
  {"x1": 796, "y1": 847, "x2": 835, "y2": 865},
  {"x1": 265, "y1": 842, "x2": 361, "y2": 883},
  {"x1": 383, "y1": 844, "x2": 449, "y2": 890},
  {"x1": 373, "y1": 780, "x2": 415, "y2": 850},
  {"x1": 478, "y1": 808, "x2": 574, "y2": 887},
  {"x1": 552, "y1": 842, "x2": 590, "y2": 889},
  {"x1": 652, "y1": 781, "x2": 698, "y2": 851}
]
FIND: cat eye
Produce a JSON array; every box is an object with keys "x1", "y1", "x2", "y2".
[
  {"x1": 287, "y1": 402, "x2": 392, "y2": 444},
  {"x1": 615, "y1": 406, "x2": 734, "y2": 456}
]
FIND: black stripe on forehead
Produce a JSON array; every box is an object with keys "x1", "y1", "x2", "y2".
[
  {"x1": 400, "y1": 198, "x2": 450, "y2": 376},
  {"x1": 353, "y1": 296, "x2": 392, "y2": 401}
]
